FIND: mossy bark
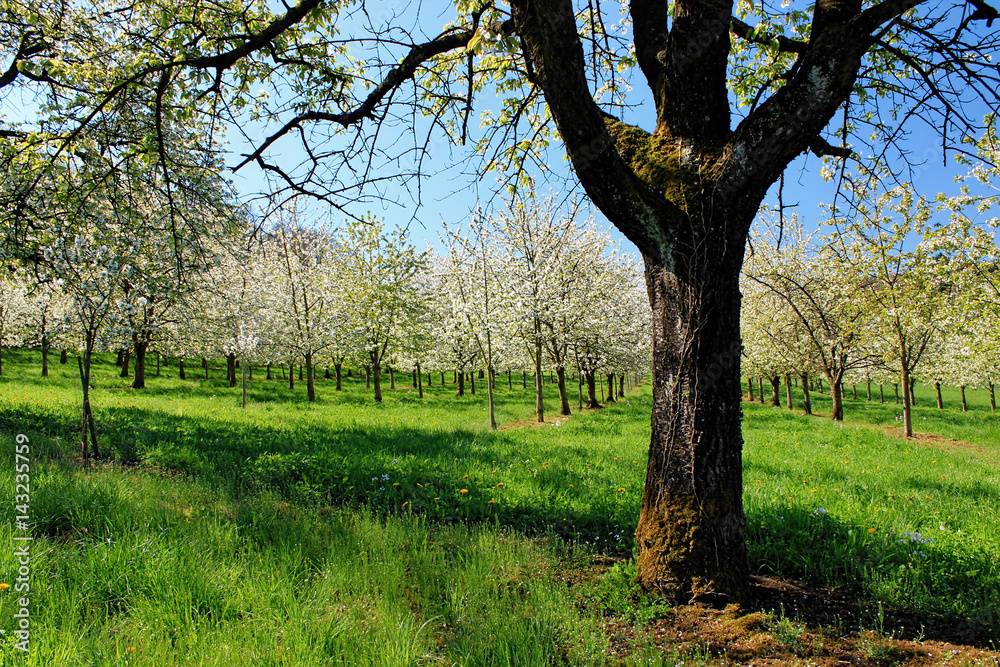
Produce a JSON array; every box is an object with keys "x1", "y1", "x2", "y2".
[{"x1": 637, "y1": 263, "x2": 747, "y2": 606}]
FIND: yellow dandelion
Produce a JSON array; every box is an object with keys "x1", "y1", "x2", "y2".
[
  {"x1": 488, "y1": 499, "x2": 496, "y2": 504},
  {"x1": 463, "y1": 474, "x2": 469, "y2": 479},
  {"x1": 402, "y1": 502, "x2": 408, "y2": 507},
  {"x1": 0, "y1": 583, "x2": 9, "y2": 592},
  {"x1": 617, "y1": 488, "x2": 626, "y2": 492},
  {"x1": 393, "y1": 482, "x2": 399, "y2": 486},
  {"x1": 568, "y1": 484, "x2": 574, "y2": 488},
  {"x1": 125, "y1": 647, "x2": 136, "y2": 654},
  {"x1": 460, "y1": 489, "x2": 468, "y2": 494},
  {"x1": 417, "y1": 483, "x2": 423, "y2": 487},
  {"x1": 868, "y1": 528, "x2": 877, "y2": 533},
  {"x1": 497, "y1": 482, "x2": 504, "y2": 487},
  {"x1": 434, "y1": 497, "x2": 440, "y2": 500}
]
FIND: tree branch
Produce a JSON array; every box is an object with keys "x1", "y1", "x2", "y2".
[
  {"x1": 235, "y1": 27, "x2": 476, "y2": 171},
  {"x1": 730, "y1": 18, "x2": 807, "y2": 54}
]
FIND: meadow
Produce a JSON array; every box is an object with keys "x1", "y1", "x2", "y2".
[{"x1": 0, "y1": 349, "x2": 998, "y2": 666}]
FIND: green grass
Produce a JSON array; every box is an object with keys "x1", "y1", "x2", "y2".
[{"x1": 0, "y1": 349, "x2": 998, "y2": 665}]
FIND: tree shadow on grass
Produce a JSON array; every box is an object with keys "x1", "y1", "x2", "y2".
[{"x1": 747, "y1": 504, "x2": 1000, "y2": 645}]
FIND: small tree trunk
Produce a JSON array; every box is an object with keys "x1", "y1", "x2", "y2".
[
  {"x1": 241, "y1": 360, "x2": 248, "y2": 408},
  {"x1": 508, "y1": 369, "x2": 512, "y2": 390},
  {"x1": 179, "y1": 358, "x2": 186, "y2": 380},
  {"x1": 522, "y1": 371, "x2": 527, "y2": 388},
  {"x1": 879, "y1": 384, "x2": 884, "y2": 403},
  {"x1": 909, "y1": 378, "x2": 917, "y2": 406},
  {"x1": 785, "y1": 373, "x2": 793, "y2": 410},
  {"x1": 306, "y1": 352, "x2": 315, "y2": 402},
  {"x1": 769, "y1": 376, "x2": 780, "y2": 407},
  {"x1": 412, "y1": 368, "x2": 418, "y2": 388},
  {"x1": 894, "y1": 383, "x2": 899, "y2": 405},
  {"x1": 747, "y1": 377, "x2": 754, "y2": 401},
  {"x1": 325, "y1": 366, "x2": 331, "y2": 380},
  {"x1": 133, "y1": 337, "x2": 149, "y2": 389},
  {"x1": 116, "y1": 349, "x2": 125, "y2": 366},
  {"x1": 155, "y1": 350, "x2": 160, "y2": 378},
  {"x1": 266, "y1": 364, "x2": 272, "y2": 380},
  {"x1": 851, "y1": 384, "x2": 856, "y2": 400},
  {"x1": 227, "y1": 353, "x2": 237, "y2": 388},
  {"x1": 120, "y1": 349, "x2": 131, "y2": 378},
  {"x1": 619, "y1": 374, "x2": 625, "y2": 397},
  {"x1": 801, "y1": 372, "x2": 812, "y2": 415},
  {"x1": 41, "y1": 334, "x2": 49, "y2": 376},
  {"x1": 417, "y1": 362, "x2": 423, "y2": 399},
  {"x1": 534, "y1": 337, "x2": 544, "y2": 423},
  {"x1": 60, "y1": 349, "x2": 68, "y2": 364},
  {"x1": 577, "y1": 369, "x2": 583, "y2": 410},
  {"x1": 78, "y1": 351, "x2": 100, "y2": 460},
  {"x1": 757, "y1": 377, "x2": 764, "y2": 403},
  {"x1": 470, "y1": 371, "x2": 476, "y2": 395},
  {"x1": 365, "y1": 365, "x2": 371, "y2": 388},
  {"x1": 372, "y1": 362, "x2": 382, "y2": 402},
  {"x1": 606, "y1": 373, "x2": 616, "y2": 403},
  {"x1": 335, "y1": 363, "x2": 343, "y2": 390},
  {"x1": 204, "y1": 357, "x2": 209, "y2": 379},
  {"x1": 990, "y1": 382, "x2": 996, "y2": 412},
  {"x1": 867, "y1": 381, "x2": 872, "y2": 401},
  {"x1": 457, "y1": 369, "x2": 465, "y2": 396},
  {"x1": 389, "y1": 365, "x2": 395, "y2": 390},
  {"x1": 299, "y1": 365, "x2": 304, "y2": 381},
  {"x1": 960, "y1": 385, "x2": 968, "y2": 412},
  {"x1": 935, "y1": 382, "x2": 943, "y2": 409},
  {"x1": 289, "y1": 364, "x2": 295, "y2": 390}
]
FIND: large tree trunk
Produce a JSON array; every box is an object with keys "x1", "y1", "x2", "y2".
[
  {"x1": 769, "y1": 375, "x2": 780, "y2": 407},
  {"x1": 120, "y1": 349, "x2": 131, "y2": 378},
  {"x1": 830, "y1": 377, "x2": 844, "y2": 421},
  {"x1": 635, "y1": 262, "x2": 747, "y2": 605},
  {"x1": 556, "y1": 367, "x2": 571, "y2": 415},
  {"x1": 585, "y1": 370, "x2": 600, "y2": 409},
  {"x1": 606, "y1": 373, "x2": 617, "y2": 403},
  {"x1": 60, "y1": 349, "x2": 68, "y2": 364}
]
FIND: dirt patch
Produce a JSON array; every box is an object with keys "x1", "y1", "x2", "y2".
[
  {"x1": 570, "y1": 559, "x2": 999, "y2": 666},
  {"x1": 499, "y1": 414, "x2": 575, "y2": 431},
  {"x1": 874, "y1": 426, "x2": 989, "y2": 456}
]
